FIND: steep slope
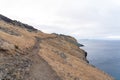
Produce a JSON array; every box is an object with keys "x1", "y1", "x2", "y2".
[{"x1": 0, "y1": 14, "x2": 114, "y2": 80}]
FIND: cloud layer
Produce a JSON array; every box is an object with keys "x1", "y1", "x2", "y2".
[{"x1": 0, "y1": 0, "x2": 120, "y2": 39}]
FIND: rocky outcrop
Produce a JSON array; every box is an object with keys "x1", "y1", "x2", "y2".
[
  {"x1": 0, "y1": 14, "x2": 38, "y2": 32},
  {"x1": 0, "y1": 14, "x2": 114, "y2": 80},
  {"x1": 0, "y1": 26, "x2": 20, "y2": 36},
  {"x1": 0, "y1": 39, "x2": 16, "y2": 51}
]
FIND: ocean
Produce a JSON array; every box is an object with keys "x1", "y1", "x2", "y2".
[{"x1": 79, "y1": 40, "x2": 120, "y2": 80}]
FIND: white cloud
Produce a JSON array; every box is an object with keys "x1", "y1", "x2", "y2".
[
  {"x1": 105, "y1": 36, "x2": 120, "y2": 40},
  {"x1": 0, "y1": 0, "x2": 120, "y2": 39}
]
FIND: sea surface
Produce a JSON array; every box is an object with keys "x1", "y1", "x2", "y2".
[{"x1": 79, "y1": 39, "x2": 120, "y2": 80}]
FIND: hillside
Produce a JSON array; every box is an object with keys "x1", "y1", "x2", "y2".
[{"x1": 0, "y1": 14, "x2": 114, "y2": 80}]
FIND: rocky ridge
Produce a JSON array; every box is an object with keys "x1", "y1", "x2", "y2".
[{"x1": 0, "y1": 14, "x2": 114, "y2": 80}]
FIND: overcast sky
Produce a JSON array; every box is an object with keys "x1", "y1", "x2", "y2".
[{"x1": 0, "y1": 0, "x2": 120, "y2": 39}]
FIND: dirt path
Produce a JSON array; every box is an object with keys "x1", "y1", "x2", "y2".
[{"x1": 28, "y1": 37, "x2": 61, "y2": 80}]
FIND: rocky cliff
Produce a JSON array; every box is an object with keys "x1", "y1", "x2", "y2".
[{"x1": 0, "y1": 14, "x2": 114, "y2": 80}]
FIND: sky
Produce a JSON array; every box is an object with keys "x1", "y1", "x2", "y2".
[{"x1": 0, "y1": 0, "x2": 120, "y2": 39}]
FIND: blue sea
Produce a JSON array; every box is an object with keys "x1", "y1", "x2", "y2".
[{"x1": 79, "y1": 40, "x2": 120, "y2": 80}]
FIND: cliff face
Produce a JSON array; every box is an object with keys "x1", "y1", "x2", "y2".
[{"x1": 0, "y1": 14, "x2": 114, "y2": 80}]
